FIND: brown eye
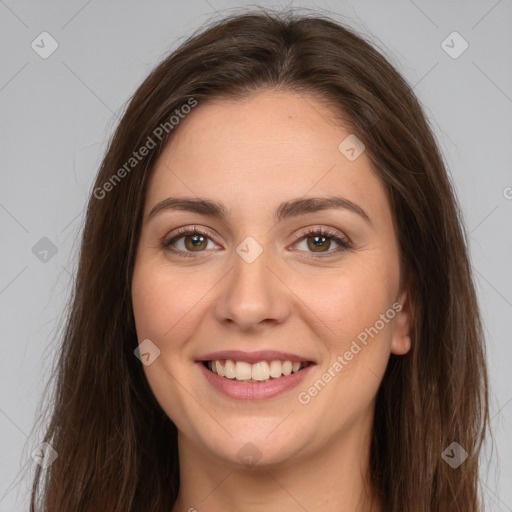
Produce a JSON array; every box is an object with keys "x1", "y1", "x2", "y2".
[
  {"x1": 293, "y1": 228, "x2": 351, "y2": 257},
  {"x1": 182, "y1": 233, "x2": 208, "y2": 251},
  {"x1": 306, "y1": 234, "x2": 332, "y2": 252},
  {"x1": 162, "y1": 228, "x2": 217, "y2": 256},
  {"x1": 163, "y1": 226, "x2": 351, "y2": 259}
]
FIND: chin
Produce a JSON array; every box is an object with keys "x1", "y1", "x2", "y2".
[{"x1": 194, "y1": 422, "x2": 308, "y2": 469}]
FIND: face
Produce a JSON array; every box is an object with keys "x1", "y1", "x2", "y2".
[{"x1": 131, "y1": 90, "x2": 411, "y2": 468}]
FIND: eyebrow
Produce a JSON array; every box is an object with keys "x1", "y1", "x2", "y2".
[{"x1": 147, "y1": 195, "x2": 371, "y2": 225}]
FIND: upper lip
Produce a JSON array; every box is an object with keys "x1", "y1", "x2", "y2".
[{"x1": 197, "y1": 350, "x2": 316, "y2": 364}]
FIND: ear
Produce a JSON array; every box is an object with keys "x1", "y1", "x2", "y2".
[{"x1": 390, "y1": 283, "x2": 413, "y2": 356}]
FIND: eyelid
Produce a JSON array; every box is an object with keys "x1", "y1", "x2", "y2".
[
  {"x1": 290, "y1": 226, "x2": 350, "y2": 245},
  {"x1": 288, "y1": 226, "x2": 351, "y2": 258},
  {"x1": 162, "y1": 225, "x2": 219, "y2": 250},
  {"x1": 162, "y1": 225, "x2": 351, "y2": 257}
]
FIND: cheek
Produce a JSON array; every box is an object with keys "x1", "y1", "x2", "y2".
[
  {"x1": 131, "y1": 260, "x2": 205, "y2": 429},
  {"x1": 132, "y1": 260, "x2": 201, "y2": 343},
  {"x1": 295, "y1": 269, "x2": 397, "y2": 426},
  {"x1": 131, "y1": 272, "x2": 170, "y2": 341},
  {"x1": 292, "y1": 262, "x2": 397, "y2": 353}
]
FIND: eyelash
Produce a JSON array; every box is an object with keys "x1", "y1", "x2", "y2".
[{"x1": 162, "y1": 226, "x2": 352, "y2": 259}]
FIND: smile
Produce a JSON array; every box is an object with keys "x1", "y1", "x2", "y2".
[
  {"x1": 204, "y1": 359, "x2": 312, "y2": 382},
  {"x1": 198, "y1": 358, "x2": 316, "y2": 400}
]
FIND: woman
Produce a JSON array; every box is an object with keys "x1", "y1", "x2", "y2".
[{"x1": 30, "y1": 8, "x2": 490, "y2": 511}]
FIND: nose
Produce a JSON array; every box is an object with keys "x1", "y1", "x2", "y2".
[{"x1": 213, "y1": 242, "x2": 292, "y2": 332}]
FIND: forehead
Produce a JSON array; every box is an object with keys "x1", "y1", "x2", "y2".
[
  {"x1": 144, "y1": 91, "x2": 389, "y2": 224},
  {"x1": 157, "y1": 91, "x2": 348, "y2": 175}
]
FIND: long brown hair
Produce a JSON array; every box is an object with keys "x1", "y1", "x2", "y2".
[{"x1": 30, "y1": 8, "x2": 490, "y2": 511}]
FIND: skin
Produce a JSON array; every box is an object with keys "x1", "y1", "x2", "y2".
[{"x1": 131, "y1": 90, "x2": 412, "y2": 512}]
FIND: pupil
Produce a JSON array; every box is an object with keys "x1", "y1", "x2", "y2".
[
  {"x1": 310, "y1": 235, "x2": 328, "y2": 251},
  {"x1": 186, "y1": 234, "x2": 206, "y2": 250}
]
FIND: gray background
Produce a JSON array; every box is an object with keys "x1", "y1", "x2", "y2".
[{"x1": 1, "y1": 0, "x2": 511, "y2": 510}]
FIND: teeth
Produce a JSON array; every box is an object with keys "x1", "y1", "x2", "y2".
[
  {"x1": 215, "y1": 360, "x2": 225, "y2": 377},
  {"x1": 235, "y1": 361, "x2": 252, "y2": 380},
  {"x1": 269, "y1": 360, "x2": 282, "y2": 378},
  {"x1": 207, "y1": 359, "x2": 307, "y2": 382},
  {"x1": 282, "y1": 361, "x2": 292, "y2": 376},
  {"x1": 252, "y1": 362, "x2": 270, "y2": 381},
  {"x1": 224, "y1": 359, "x2": 236, "y2": 379}
]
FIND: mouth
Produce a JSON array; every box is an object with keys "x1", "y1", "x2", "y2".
[
  {"x1": 196, "y1": 352, "x2": 317, "y2": 400},
  {"x1": 201, "y1": 359, "x2": 314, "y2": 383}
]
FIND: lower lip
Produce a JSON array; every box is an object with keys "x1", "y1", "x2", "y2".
[{"x1": 197, "y1": 362, "x2": 315, "y2": 400}]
